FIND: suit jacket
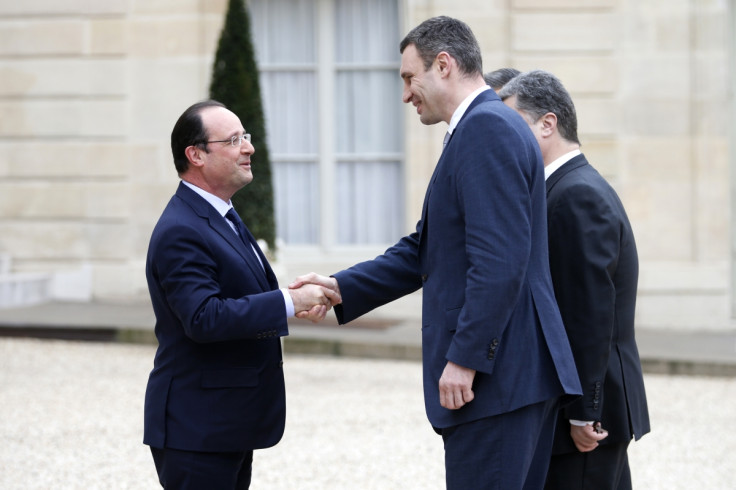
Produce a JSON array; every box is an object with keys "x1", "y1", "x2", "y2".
[
  {"x1": 546, "y1": 154, "x2": 650, "y2": 454},
  {"x1": 334, "y1": 90, "x2": 581, "y2": 429},
  {"x1": 144, "y1": 182, "x2": 288, "y2": 452}
]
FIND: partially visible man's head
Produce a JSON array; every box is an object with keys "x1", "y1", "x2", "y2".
[
  {"x1": 399, "y1": 16, "x2": 482, "y2": 78},
  {"x1": 498, "y1": 70, "x2": 580, "y2": 145},
  {"x1": 484, "y1": 67, "x2": 521, "y2": 92}
]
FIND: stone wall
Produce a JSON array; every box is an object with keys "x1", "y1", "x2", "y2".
[{"x1": 0, "y1": 0, "x2": 732, "y2": 331}]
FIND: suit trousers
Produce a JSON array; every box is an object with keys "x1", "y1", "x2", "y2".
[
  {"x1": 150, "y1": 447, "x2": 253, "y2": 489},
  {"x1": 545, "y1": 440, "x2": 631, "y2": 490},
  {"x1": 441, "y1": 397, "x2": 559, "y2": 490}
]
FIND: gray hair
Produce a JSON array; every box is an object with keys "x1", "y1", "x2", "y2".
[
  {"x1": 498, "y1": 70, "x2": 580, "y2": 145},
  {"x1": 400, "y1": 16, "x2": 482, "y2": 78}
]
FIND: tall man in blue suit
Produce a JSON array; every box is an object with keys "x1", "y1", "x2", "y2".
[
  {"x1": 291, "y1": 17, "x2": 581, "y2": 489},
  {"x1": 144, "y1": 100, "x2": 338, "y2": 489},
  {"x1": 499, "y1": 71, "x2": 650, "y2": 489}
]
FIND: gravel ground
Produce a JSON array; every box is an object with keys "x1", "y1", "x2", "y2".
[{"x1": 0, "y1": 338, "x2": 734, "y2": 489}]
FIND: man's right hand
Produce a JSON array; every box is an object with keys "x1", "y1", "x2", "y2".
[
  {"x1": 289, "y1": 273, "x2": 341, "y2": 322},
  {"x1": 288, "y1": 282, "x2": 340, "y2": 323}
]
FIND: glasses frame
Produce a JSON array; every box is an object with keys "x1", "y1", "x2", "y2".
[{"x1": 202, "y1": 133, "x2": 252, "y2": 147}]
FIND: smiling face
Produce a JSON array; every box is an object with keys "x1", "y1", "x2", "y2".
[
  {"x1": 401, "y1": 44, "x2": 444, "y2": 126},
  {"x1": 196, "y1": 106, "x2": 255, "y2": 201}
]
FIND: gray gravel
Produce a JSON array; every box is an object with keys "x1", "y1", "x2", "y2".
[{"x1": 0, "y1": 338, "x2": 734, "y2": 489}]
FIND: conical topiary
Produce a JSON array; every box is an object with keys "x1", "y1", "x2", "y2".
[{"x1": 210, "y1": 0, "x2": 276, "y2": 252}]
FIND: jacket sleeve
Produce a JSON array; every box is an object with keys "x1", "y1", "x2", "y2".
[
  {"x1": 547, "y1": 182, "x2": 619, "y2": 421},
  {"x1": 149, "y1": 219, "x2": 287, "y2": 343},
  {"x1": 333, "y1": 229, "x2": 423, "y2": 324},
  {"x1": 442, "y1": 111, "x2": 539, "y2": 374}
]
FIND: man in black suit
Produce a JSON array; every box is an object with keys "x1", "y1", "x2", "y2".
[{"x1": 499, "y1": 71, "x2": 650, "y2": 489}]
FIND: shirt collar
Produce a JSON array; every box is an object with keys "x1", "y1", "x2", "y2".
[
  {"x1": 447, "y1": 85, "x2": 491, "y2": 135},
  {"x1": 181, "y1": 180, "x2": 233, "y2": 217},
  {"x1": 544, "y1": 149, "x2": 581, "y2": 181}
]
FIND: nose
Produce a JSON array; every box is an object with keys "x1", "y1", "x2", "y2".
[
  {"x1": 402, "y1": 87, "x2": 412, "y2": 104},
  {"x1": 242, "y1": 140, "x2": 255, "y2": 155}
]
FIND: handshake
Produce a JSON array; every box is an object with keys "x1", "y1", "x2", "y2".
[{"x1": 287, "y1": 273, "x2": 342, "y2": 323}]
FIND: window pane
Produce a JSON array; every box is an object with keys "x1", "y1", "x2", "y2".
[
  {"x1": 250, "y1": 0, "x2": 315, "y2": 64},
  {"x1": 273, "y1": 162, "x2": 320, "y2": 244},
  {"x1": 335, "y1": 0, "x2": 400, "y2": 64},
  {"x1": 336, "y1": 70, "x2": 402, "y2": 154},
  {"x1": 260, "y1": 71, "x2": 318, "y2": 154},
  {"x1": 336, "y1": 161, "x2": 402, "y2": 244}
]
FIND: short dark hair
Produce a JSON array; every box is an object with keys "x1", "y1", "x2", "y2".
[
  {"x1": 484, "y1": 68, "x2": 521, "y2": 91},
  {"x1": 497, "y1": 70, "x2": 580, "y2": 145},
  {"x1": 170, "y1": 100, "x2": 226, "y2": 174},
  {"x1": 399, "y1": 16, "x2": 482, "y2": 78}
]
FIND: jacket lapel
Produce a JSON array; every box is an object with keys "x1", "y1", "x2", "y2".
[
  {"x1": 545, "y1": 154, "x2": 588, "y2": 195},
  {"x1": 176, "y1": 183, "x2": 272, "y2": 291},
  {"x1": 418, "y1": 89, "x2": 498, "y2": 244}
]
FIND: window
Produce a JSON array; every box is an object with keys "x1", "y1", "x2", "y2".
[{"x1": 249, "y1": 0, "x2": 403, "y2": 246}]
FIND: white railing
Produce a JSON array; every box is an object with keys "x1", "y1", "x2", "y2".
[{"x1": 0, "y1": 254, "x2": 51, "y2": 308}]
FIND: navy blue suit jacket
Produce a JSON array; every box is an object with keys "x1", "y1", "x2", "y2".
[
  {"x1": 144, "y1": 182, "x2": 288, "y2": 452},
  {"x1": 334, "y1": 90, "x2": 581, "y2": 429},
  {"x1": 546, "y1": 154, "x2": 650, "y2": 453}
]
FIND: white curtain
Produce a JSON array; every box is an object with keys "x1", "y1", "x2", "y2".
[
  {"x1": 250, "y1": 0, "x2": 401, "y2": 245},
  {"x1": 251, "y1": 0, "x2": 319, "y2": 244}
]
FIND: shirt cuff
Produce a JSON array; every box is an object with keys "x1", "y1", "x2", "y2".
[
  {"x1": 281, "y1": 288, "x2": 295, "y2": 318},
  {"x1": 569, "y1": 419, "x2": 594, "y2": 427}
]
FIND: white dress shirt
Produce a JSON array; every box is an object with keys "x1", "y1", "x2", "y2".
[
  {"x1": 544, "y1": 149, "x2": 581, "y2": 181},
  {"x1": 447, "y1": 85, "x2": 491, "y2": 136}
]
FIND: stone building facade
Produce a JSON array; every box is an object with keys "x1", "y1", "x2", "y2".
[{"x1": 0, "y1": 0, "x2": 732, "y2": 332}]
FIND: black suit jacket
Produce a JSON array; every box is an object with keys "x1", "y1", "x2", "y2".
[
  {"x1": 546, "y1": 154, "x2": 650, "y2": 454},
  {"x1": 144, "y1": 182, "x2": 288, "y2": 453}
]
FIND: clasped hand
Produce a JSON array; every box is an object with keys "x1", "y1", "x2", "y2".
[
  {"x1": 288, "y1": 273, "x2": 342, "y2": 323},
  {"x1": 570, "y1": 422, "x2": 609, "y2": 452}
]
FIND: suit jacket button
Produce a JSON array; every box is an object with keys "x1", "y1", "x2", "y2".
[
  {"x1": 421, "y1": 274, "x2": 428, "y2": 282},
  {"x1": 279, "y1": 360, "x2": 284, "y2": 367}
]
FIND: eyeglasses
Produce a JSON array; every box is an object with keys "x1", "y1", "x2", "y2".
[{"x1": 203, "y1": 133, "x2": 252, "y2": 147}]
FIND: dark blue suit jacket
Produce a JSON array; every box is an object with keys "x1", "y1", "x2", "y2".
[
  {"x1": 144, "y1": 182, "x2": 288, "y2": 452},
  {"x1": 334, "y1": 90, "x2": 581, "y2": 429},
  {"x1": 546, "y1": 154, "x2": 650, "y2": 453}
]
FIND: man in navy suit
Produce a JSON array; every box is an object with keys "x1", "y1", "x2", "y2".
[
  {"x1": 292, "y1": 17, "x2": 581, "y2": 489},
  {"x1": 499, "y1": 70, "x2": 650, "y2": 489},
  {"x1": 144, "y1": 100, "x2": 338, "y2": 489}
]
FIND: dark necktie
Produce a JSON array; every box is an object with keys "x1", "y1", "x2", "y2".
[{"x1": 225, "y1": 208, "x2": 264, "y2": 271}]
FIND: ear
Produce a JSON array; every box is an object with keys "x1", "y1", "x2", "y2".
[
  {"x1": 185, "y1": 145, "x2": 206, "y2": 168},
  {"x1": 539, "y1": 112, "x2": 557, "y2": 138},
  {"x1": 435, "y1": 51, "x2": 452, "y2": 78}
]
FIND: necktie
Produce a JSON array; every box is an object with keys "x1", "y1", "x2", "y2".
[
  {"x1": 225, "y1": 208, "x2": 264, "y2": 271},
  {"x1": 443, "y1": 131, "x2": 451, "y2": 150}
]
